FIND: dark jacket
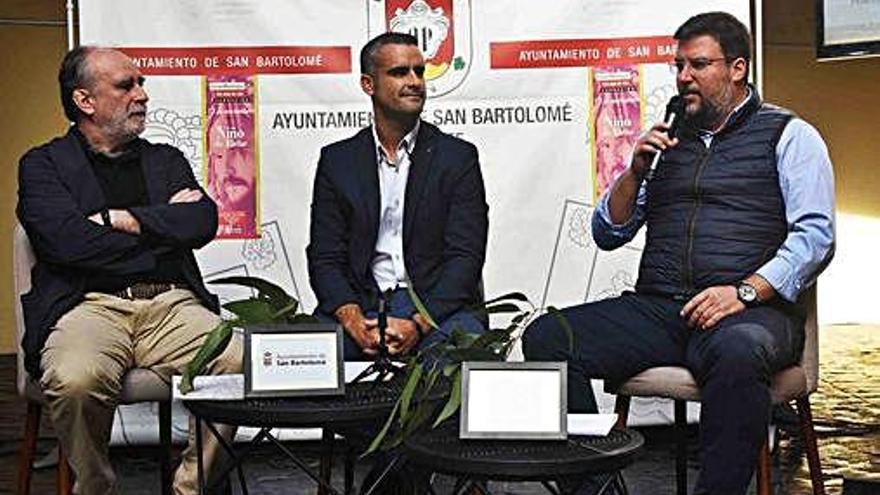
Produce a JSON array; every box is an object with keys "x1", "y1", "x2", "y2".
[
  {"x1": 307, "y1": 121, "x2": 488, "y2": 322},
  {"x1": 637, "y1": 91, "x2": 792, "y2": 298},
  {"x1": 16, "y1": 128, "x2": 220, "y2": 376}
]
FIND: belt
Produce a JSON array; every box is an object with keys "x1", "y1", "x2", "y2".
[{"x1": 112, "y1": 282, "x2": 180, "y2": 300}]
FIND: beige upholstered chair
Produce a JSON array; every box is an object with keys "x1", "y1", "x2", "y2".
[
  {"x1": 14, "y1": 223, "x2": 174, "y2": 495},
  {"x1": 608, "y1": 286, "x2": 825, "y2": 495}
]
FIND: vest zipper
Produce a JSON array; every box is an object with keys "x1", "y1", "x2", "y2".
[{"x1": 683, "y1": 145, "x2": 713, "y2": 294}]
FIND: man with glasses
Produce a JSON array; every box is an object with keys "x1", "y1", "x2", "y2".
[
  {"x1": 523, "y1": 12, "x2": 834, "y2": 494},
  {"x1": 307, "y1": 32, "x2": 488, "y2": 360}
]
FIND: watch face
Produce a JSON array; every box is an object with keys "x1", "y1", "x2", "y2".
[{"x1": 738, "y1": 283, "x2": 758, "y2": 303}]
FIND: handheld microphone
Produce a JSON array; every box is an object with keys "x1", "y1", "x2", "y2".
[{"x1": 646, "y1": 95, "x2": 684, "y2": 181}]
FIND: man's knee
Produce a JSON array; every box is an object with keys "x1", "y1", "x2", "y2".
[
  {"x1": 440, "y1": 310, "x2": 485, "y2": 336},
  {"x1": 40, "y1": 357, "x2": 121, "y2": 402},
  {"x1": 522, "y1": 313, "x2": 568, "y2": 361},
  {"x1": 428, "y1": 310, "x2": 484, "y2": 338},
  {"x1": 693, "y1": 323, "x2": 776, "y2": 381}
]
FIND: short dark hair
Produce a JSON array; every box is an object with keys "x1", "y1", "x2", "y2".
[
  {"x1": 58, "y1": 45, "x2": 97, "y2": 123},
  {"x1": 360, "y1": 32, "x2": 419, "y2": 76},
  {"x1": 674, "y1": 12, "x2": 752, "y2": 64}
]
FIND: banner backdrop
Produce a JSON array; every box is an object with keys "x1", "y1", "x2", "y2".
[{"x1": 79, "y1": 0, "x2": 755, "y2": 440}]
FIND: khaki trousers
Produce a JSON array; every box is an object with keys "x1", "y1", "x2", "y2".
[{"x1": 40, "y1": 289, "x2": 242, "y2": 495}]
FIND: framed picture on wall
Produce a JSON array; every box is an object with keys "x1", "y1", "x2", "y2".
[{"x1": 817, "y1": 0, "x2": 880, "y2": 59}]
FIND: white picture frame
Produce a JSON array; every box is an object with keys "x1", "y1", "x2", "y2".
[
  {"x1": 244, "y1": 323, "x2": 344, "y2": 398},
  {"x1": 460, "y1": 361, "x2": 567, "y2": 440}
]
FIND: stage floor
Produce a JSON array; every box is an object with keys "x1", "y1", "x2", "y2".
[{"x1": 1, "y1": 324, "x2": 876, "y2": 494}]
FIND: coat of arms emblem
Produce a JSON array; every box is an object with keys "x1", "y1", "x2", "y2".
[{"x1": 368, "y1": 0, "x2": 472, "y2": 97}]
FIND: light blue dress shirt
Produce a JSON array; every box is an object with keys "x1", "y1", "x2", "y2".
[{"x1": 592, "y1": 112, "x2": 835, "y2": 303}]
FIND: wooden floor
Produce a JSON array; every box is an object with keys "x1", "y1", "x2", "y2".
[{"x1": 0, "y1": 324, "x2": 877, "y2": 494}]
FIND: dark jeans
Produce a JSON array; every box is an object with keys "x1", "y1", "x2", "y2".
[
  {"x1": 521, "y1": 292, "x2": 804, "y2": 495},
  {"x1": 316, "y1": 288, "x2": 486, "y2": 360}
]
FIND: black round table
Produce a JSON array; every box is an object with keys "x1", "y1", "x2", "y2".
[
  {"x1": 403, "y1": 423, "x2": 644, "y2": 494},
  {"x1": 185, "y1": 378, "x2": 402, "y2": 428},
  {"x1": 184, "y1": 380, "x2": 402, "y2": 495}
]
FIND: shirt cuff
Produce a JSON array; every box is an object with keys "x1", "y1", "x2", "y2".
[
  {"x1": 756, "y1": 257, "x2": 801, "y2": 302},
  {"x1": 592, "y1": 193, "x2": 643, "y2": 249}
]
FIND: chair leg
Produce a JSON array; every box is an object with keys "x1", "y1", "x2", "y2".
[
  {"x1": 756, "y1": 439, "x2": 772, "y2": 495},
  {"x1": 318, "y1": 428, "x2": 334, "y2": 495},
  {"x1": 795, "y1": 397, "x2": 826, "y2": 495},
  {"x1": 57, "y1": 444, "x2": 72, "y2": 495},
  {"x1": 17, "y1": 401, "x2": 41, "y2": 495},
  {"x1": 613, "y1": 394, "x2": 631, "y2": 429},
  {"x1": 159, "y1": 401, "x2": 173, "y2": 495},
  {"x1": 674, "y1": 400, "x2": 688, "y2": 495}
]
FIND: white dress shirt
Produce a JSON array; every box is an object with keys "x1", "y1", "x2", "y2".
[{"x1": 371, "y1": 121, "x2": 420, "y2": 292}]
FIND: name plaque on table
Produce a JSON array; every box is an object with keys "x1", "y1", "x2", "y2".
[
  {"x1": 460, "y1": 361, "x2": 567, "y2": 440},
  {"x1": 244, "y1": 323, "x2": 344, "y2": 398}
]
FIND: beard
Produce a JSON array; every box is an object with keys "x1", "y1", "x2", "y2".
[
  {"x1": 685, "y1": 100, "x2": 723, "y2": 130},
  {"x1": 680, "y1": 86, "x2": 735, "y2": 130},
  {"x1": 105, "y1": 110, "x2": 146, "y2": 145}
]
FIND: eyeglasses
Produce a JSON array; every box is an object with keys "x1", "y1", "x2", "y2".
[{"x1": 669, "y1": 57, "x2": 729, "y2": 74}]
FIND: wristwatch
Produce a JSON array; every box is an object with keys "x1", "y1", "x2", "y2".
[{"x1": 736, "y1": 282, "x2": 759, "y2": 307}]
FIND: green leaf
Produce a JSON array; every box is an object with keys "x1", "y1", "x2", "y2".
[
  {"x1": 483, "y1": 302, "x2": 523, "y2": 315},
  {"x1": 289, "y1": 313, "x2": 320, "y2": 324},
  {"x1": 179, "y1": 321, "x2": 234, "y2": 394},
  {"x1": 420, "y1": 366, "x2": 441, "y2": 399},
  {"x1": 479, "y1": 292, "x2": 530, "y2": 307},
  {"x1": 471, "y1": 329, "x2": 515, "y2": 349},
  {"x1": 402, "y1": 399, "x2": 438, "y2": 437},
  {"x1": 510, "y1": 310, "x2": 532, "y2": 326},
  {"x1": 223, "y1": 299, "x2": 276, "y2": 324},
  {"x1": 399, "y1": 364, "x2": 423, "y2": 423},
  {"x1": 547, "y1": 306, "x2": 575, "y2": 353},
  {"x1": 405, "y1": 284, "x2": 438, "y2": 330},
  {"x1": 449, "y1": 327, "x2": 472, "y2": 346},
  {"x1": 365, "y1": 399, "x2": 400, "y2": 455},
  {"x1": 357, "y1": 288, "x2": 541, "y2": 451},
  {"x1": 433, "y1": 370, "x2": 461, "y2": 427},
  {"x1": 442, "y1": 363, "x2": 459, "y2": 377},
  {"x1": 210, "y1": 276, "x2": 297, "y2": 313},
  {"x1": 271, "y1": 300, "x2": 299, "y2": 319}
]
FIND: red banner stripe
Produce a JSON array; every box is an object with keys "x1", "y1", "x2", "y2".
[
  {"x1": 490, "y1": 36, "x2": 676, "y2": 69},
  {"x1": 118, "y1": 46, "x2": 351, "y2": 76}
]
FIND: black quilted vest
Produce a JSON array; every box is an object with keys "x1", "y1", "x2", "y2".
[{"x1": 635, "y1": 90, "x2": 793, "y2": 299}]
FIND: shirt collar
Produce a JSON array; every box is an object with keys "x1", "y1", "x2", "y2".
[{"x1": 372, "y1": 120, "x2": 420, "y2": 168}]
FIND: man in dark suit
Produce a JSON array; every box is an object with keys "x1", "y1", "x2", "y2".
[
  {"x1": 307, "y1": 32, "x2": 488, "y2": 359},
  {"x1": 17, "y1": 46, "x2": 239, "y2": 495}
]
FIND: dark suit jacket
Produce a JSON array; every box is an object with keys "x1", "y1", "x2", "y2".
[
  {"x1": 16, "y1": 128, "x2": 220, "y2": 376},
  {"x1": 307, "y1": 121, "x2": 488, "y2": 322}
]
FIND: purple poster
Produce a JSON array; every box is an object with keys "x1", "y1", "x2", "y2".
[
  {"x1": 204, "y1": 75, "x2": 259, "y2": 239},
  {"x1": 591, "y1": 65, "x2": 643, "y2": 200}
]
